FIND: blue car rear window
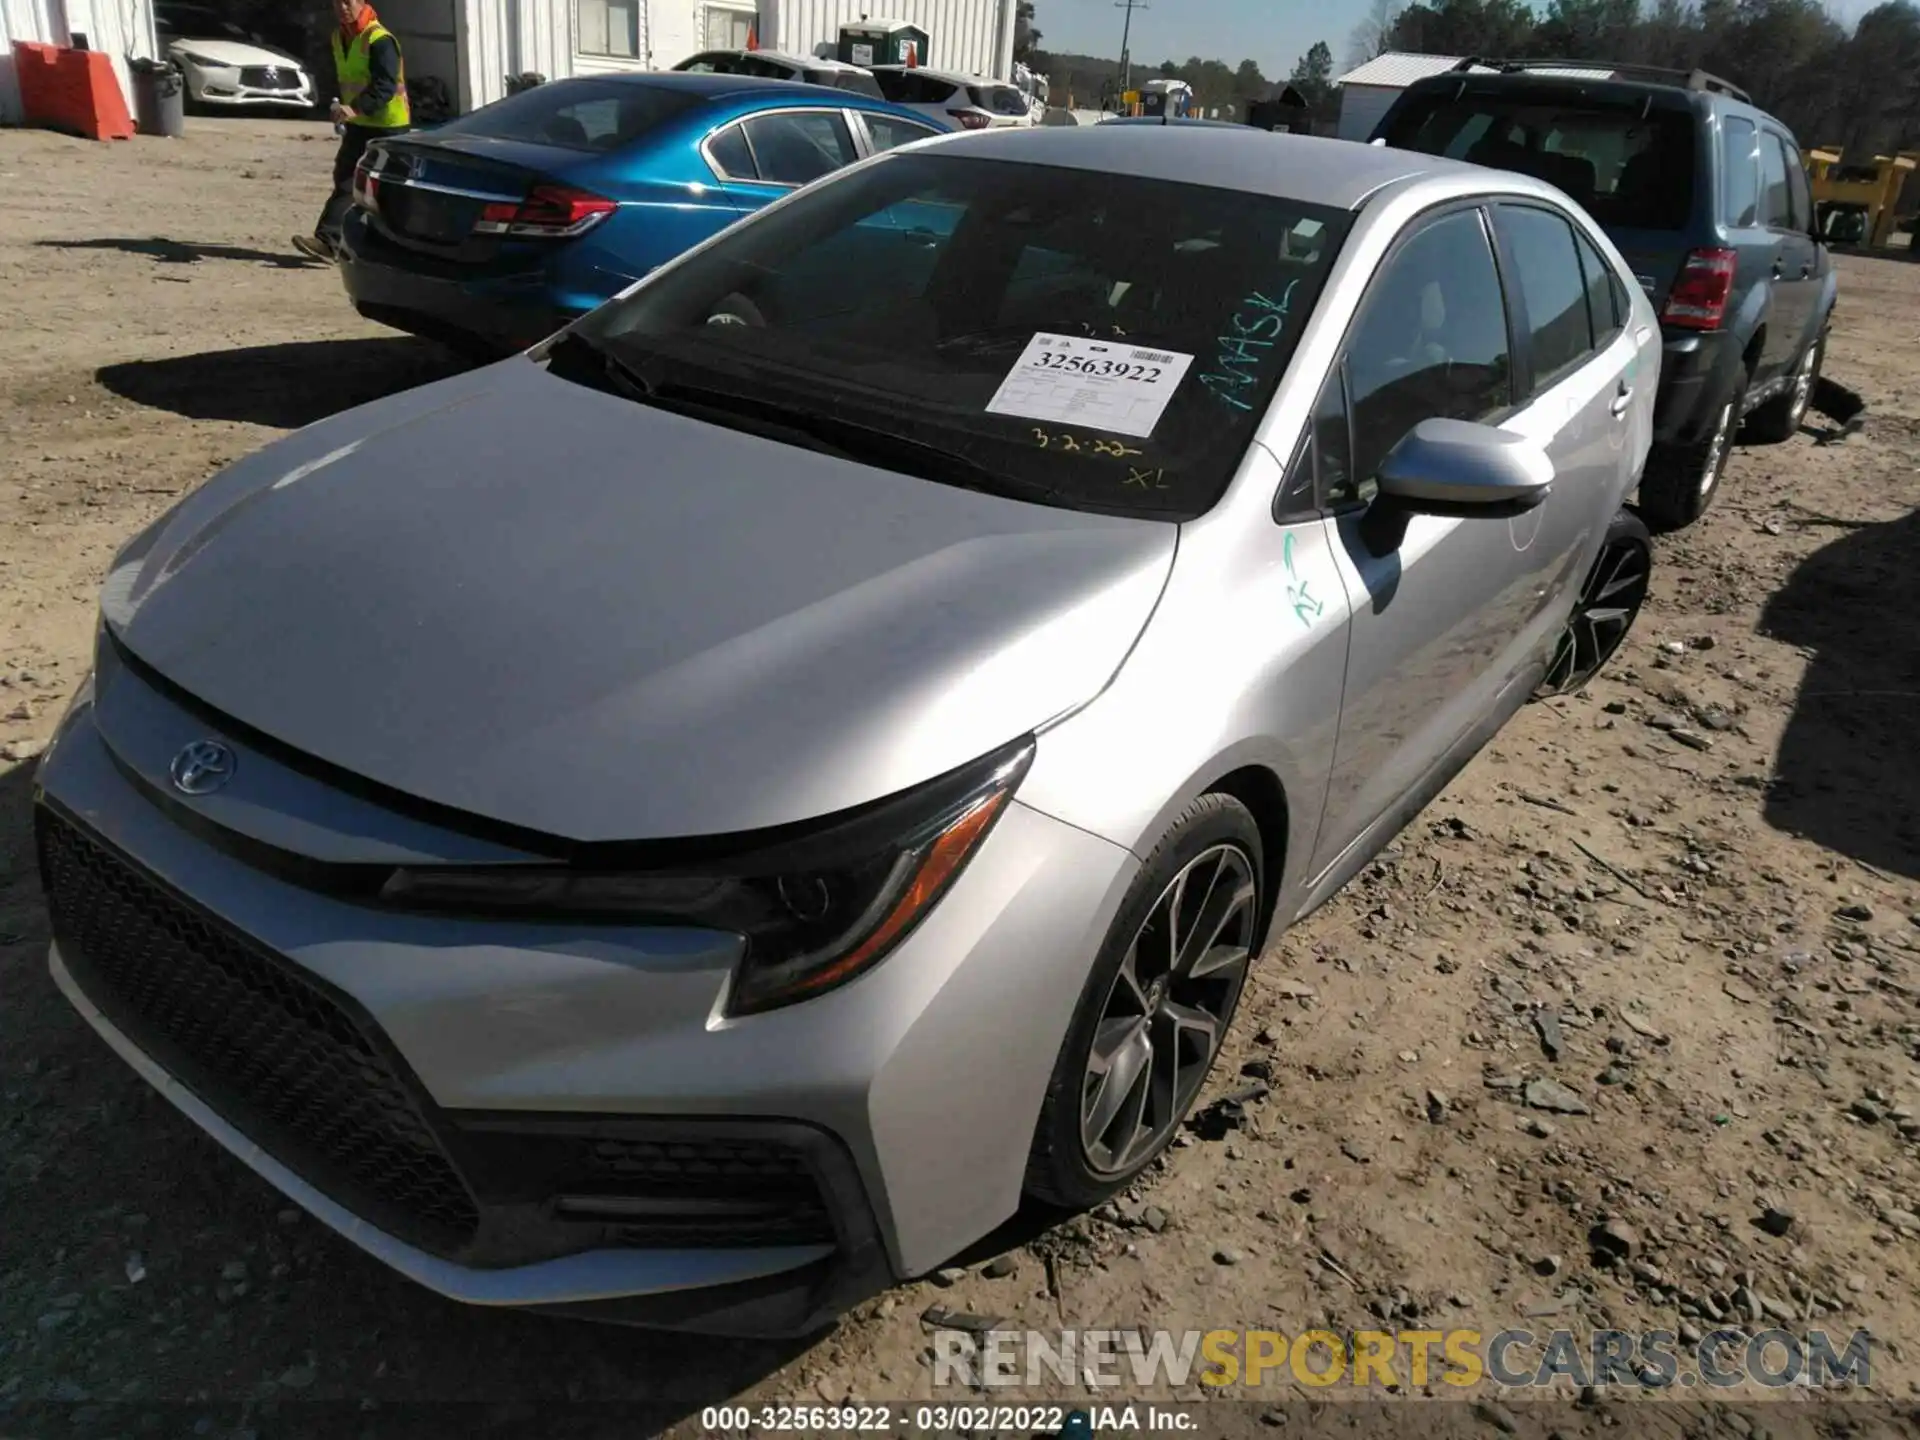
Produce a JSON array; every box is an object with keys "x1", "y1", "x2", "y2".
[{"x1": 431, "y1": 79, "x2": 705, "y2": 153}]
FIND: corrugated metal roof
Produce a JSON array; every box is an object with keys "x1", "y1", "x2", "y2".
[
  {"x1": 1335, "y1": 53, "x2": 1478, "y2": 88},
  {"x1": 1336, "y1": 52, "x2": 1627, "y2": 88}
]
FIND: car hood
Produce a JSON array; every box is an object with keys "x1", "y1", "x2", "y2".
[
  {"x1": 169, "y1": 37, "x2": 301, "y2": 68},
  {"x1": 102, "y1": 358, "x2": 1176, "y2": 842}
]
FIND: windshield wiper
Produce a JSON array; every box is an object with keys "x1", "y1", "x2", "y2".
[
  {"x1": 545, "y1": 335, "x2": 1062, "y2": 505},
  {"x1": 651, "y1": 380, "x2": 1065, "y2": 505},
  {"x1": 542, "y1": 329, "x2": 656, "y2": 402}
]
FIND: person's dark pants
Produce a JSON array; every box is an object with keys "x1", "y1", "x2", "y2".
[{"x1": 316, "y1": 123, "x2": 409, "y2": 246}]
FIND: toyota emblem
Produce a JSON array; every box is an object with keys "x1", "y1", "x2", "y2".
[{"x1": 170, "y1": 739, "x2": 235, "y2": 796}]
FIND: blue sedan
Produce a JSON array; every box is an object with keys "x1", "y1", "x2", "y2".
[{"x1": 338, "y1": 72, "x2": 950, "y2": 355}]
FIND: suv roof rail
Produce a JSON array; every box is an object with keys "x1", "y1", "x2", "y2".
[{"x1": 1450, "y1": 55, "x2": 1751, "y2": 104}]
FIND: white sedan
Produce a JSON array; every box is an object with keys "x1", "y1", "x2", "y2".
[{"x1": 157, "y1": 9, "x2": 314, "y2": 111}]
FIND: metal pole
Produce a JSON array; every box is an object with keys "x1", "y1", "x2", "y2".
[{"x1": 1116, "y1": 0, "x2": 1146, "y2": 96}]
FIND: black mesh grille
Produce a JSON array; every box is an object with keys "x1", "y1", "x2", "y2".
[
  {"x1": 582, "y1": 1136, "x2": 819, "y2": 1188},
  {"x1": 37, "y1": 809, "x2": 480, "y2": 1255},
  {"x1": 239, "y1": 66, "x2": 302, "y2": 90},
  {"x1": 568, "y1": 1136, "x2": 836, "y2": 1247}
]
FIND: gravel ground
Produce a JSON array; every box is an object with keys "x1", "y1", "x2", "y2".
[{"x1": 2, "y1": 117, "x2": 1919, "y2": 1440}]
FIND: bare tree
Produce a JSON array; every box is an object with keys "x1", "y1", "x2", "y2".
[{"x1": 1347, "y1": 0, "x2": 1405, "y2": 68}]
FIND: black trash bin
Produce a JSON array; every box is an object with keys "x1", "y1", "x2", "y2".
[{"x1": 130, "y1": 57, "x2": 186, "y2": 138}]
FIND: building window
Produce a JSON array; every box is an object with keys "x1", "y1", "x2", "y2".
[
  {"x1": 579, "y1": 0, "x2": 641, "y2": 58},
  {"x1": 704, "y1": 4, "x2": 756, "y2": 51}
]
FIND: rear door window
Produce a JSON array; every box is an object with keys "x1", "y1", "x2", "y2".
[
  {"x1": 1721, "y1": 116, "x2": 1759, "y2": 226},
  {"x1": 1573, "y1": 228, "x2": 1624, "y2": 346},
  {"x1": 862, "y1": 112, "x2": 942, "y2": 153},
  {"x1": 1759, "y1": 133, "x2": 1793, "y2": 228},
  {"x1": 1380, "y1": 91, "x2": 1697, "y2": 230},
  {"x1": 429, "y1": 78, "x2": 701, "y2": 153},
  {"x1": 705, "y1": 121, "x2": 756, "y2": 179},
  {"x1": 740, "y1": 110, "x2": 859, "y2": 185},
  {"x1": 1494, "y1": 205, "x2": 1595, "y2": 389},
  {"x1": 1777, "y1": 133, "x2": 1811, "y2": 230}
]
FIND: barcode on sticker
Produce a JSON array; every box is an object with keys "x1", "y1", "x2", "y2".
[{"x1": 1130, "y1": 348, "x2": 1175, "y2": 364}]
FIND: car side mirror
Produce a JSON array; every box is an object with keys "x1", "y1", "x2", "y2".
[
  {"x1": 1376, "y1": 418, "x2": 1554, "y2": 517},
  {"x1": 1359, "y1": 418, "x2": 1554, "y2": 554}
]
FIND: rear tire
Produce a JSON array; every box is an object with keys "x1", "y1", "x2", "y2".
[
  {"x1": 1637, "y1": 369, "x2": 1746, "y2": 534},
  {"x1": 1743, "y1": 328, "x2": 1826, "y2": 443},
  {"x1": 1024, "y1": 794, "x2": 1264, "y2": 1210}
]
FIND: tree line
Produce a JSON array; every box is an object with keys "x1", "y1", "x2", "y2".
[{"x1": 1029, "y1": 0, "x2": 1920, "y2": 156}]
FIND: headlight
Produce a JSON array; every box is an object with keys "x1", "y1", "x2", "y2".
[
  {"x1": 174, "y1": 51, "x2": 227, "y2": 68},
  {"x1": 378, "y1": 737, "x2": 1034, "y2": 1015}
]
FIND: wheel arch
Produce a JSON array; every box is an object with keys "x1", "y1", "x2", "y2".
[{"x1": 1197, "y1": 763, "x2": 1291, "y2": 942}]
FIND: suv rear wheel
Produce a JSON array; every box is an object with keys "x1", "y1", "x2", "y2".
[
  {"x1": 1743, "y1": 327, "x2": 1826, "y2": 444},
  {"x1": 1637, "y1": 368, "x2": 1746, "y2": 533}
]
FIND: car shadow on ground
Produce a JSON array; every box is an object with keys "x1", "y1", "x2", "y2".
[
  {"x1": 1757, "y1": 504, "x2": 1920, "y2": 880},
  {"x1": 96, "y1": 337, "x2": 475, "y2": 430},
  {"x1": 0, "y1": 756, "x2": 816, "y2": 1418},
  {"x1": 35, "y1": 237, "x2": 321, "y2": 270}
]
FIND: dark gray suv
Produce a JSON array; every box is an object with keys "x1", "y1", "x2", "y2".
[{"x1": 1372, "y1": 61, "x2": 1836, "y2": 531}]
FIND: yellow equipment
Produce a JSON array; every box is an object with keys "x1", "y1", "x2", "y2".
[{"x1": 1804, "y1": 146, "x2": 1917, "y2": 248}]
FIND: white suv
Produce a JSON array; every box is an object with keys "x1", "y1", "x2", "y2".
[{"x1": 870, "y1": 66, "x2": 1034, "y2": 131}]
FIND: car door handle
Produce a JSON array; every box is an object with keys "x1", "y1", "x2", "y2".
[
  {"x1": 1771, "y1": 257, "x2": 1786, "y2": 278},
  {"x1": 1610, "y1": 384, "x2": 1633, "y2": 418},
  {"x1": 1798, "y1": 262, "x2": 1813, "y2": 278}
]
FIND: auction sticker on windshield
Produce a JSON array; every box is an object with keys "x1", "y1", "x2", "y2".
[{"x1": 985, "y1": 333, "x2": 1194, "y2": 439}]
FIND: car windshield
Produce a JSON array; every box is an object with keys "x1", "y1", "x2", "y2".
[
  {"x1": 559, "y1": 152, "x2": 1350, "y2": 521},
  {"x1": 1379, "y1": 91, "x2": 1696, "y2": 231},
  {"x1": 428, "y1": 79, "x2": 704, "y2": 153}
]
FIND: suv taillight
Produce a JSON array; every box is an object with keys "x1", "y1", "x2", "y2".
[
  {"x1": 474, "y1": 184, "x2": 617, "y2": 238},
  {"x1": 948, "y1": 109, "x2": 991, "y2": 130},
  {"x1": 1662, "y1": 247, "x2": 1737, "y2": 330}
]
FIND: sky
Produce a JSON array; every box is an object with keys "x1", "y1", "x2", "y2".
[{"x1": 1032, "y1": 0, "x2": 1880, "y2": 83}]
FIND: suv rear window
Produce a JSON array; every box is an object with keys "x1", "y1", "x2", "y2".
[
  {"x1": 432, "y1": 78, "x2": 703, "y2": 153},
  {"x1": 972, "y1": 84, "x2": 1031, "y2": 116},
  {"x1": 1378, "y1": 90, "x2": 1697, "y2": 231},
  {"x1": 875, "y1": 71, "x2": 958, "y2": 105},
  {"x1": 811, "y1": 68, "x2": 885, "y2": 99}
]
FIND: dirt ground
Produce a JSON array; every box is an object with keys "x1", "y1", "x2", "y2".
[{"x1": 2, "y1": 117, "x2": 1919, "y2": 1439}]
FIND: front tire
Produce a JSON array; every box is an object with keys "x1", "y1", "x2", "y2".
[
  {"x1": 1024, "y1": 794, "x2": 1264, "y2": 1209},
  {"x1": 1637, "y1": 369, "x2": 1746, "y2": 533}
]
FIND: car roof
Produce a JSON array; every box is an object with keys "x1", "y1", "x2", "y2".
[
  {"x1": 572, "y1": 70, "x2": 876, "y2": 104},
  {"x1": 1099, "y1": 117, "x2": 1247, "y2": 131},
  {"x1": 946, "y1": 127, "x2": 1486, "y2": 209},
  {"x1": 685, "y1": 47, "x2": 861, "y2": 71}
]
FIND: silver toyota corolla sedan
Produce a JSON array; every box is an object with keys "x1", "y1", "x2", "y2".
[{"x1": 35, "y1": 125, "x2": 1659, "y2": 1335}]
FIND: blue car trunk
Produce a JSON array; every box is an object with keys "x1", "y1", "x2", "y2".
[{"x1": 362, "y1": 133, "x2": 604, "y2": 264}]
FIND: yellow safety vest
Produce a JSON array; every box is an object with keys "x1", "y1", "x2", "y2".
[{"x1": 332, "y1": 22, "x2": 411, "y2": 129}]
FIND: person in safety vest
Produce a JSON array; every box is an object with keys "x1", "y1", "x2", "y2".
[{"x1": 293, "y1": 0, "x2": 410, "y2": 262}]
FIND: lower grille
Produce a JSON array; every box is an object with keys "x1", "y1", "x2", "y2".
[
  {"x1": 239, "y1": 66, "x2": 302, "y2": 90},
  {"x1": 572, "y1": 1135, "x2": 837, "y2": 1247},
  {"x1": 37, "y1": 808, "x2": 481, "y2": 1256}
]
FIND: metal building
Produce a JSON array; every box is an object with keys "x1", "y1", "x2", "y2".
[
  {"x1": 385, "y1": 0, "x2": 1018, "y2": 116},
  {"x1": 1332, "y1": 51, "x2": 1477, "y2": 141},
  {"x1": 2, "y1": 0, "x2": 161, "y2": 126}
]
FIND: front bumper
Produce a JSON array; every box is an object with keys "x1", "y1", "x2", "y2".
[
  {"x1": 1653, "y1": 328, "x2": 1741, "y2": 447},
  {"x1": 34, "y1": 651, "x2": 1138, "y2": 1331},
  {"x1": 184, "y1": 67, "x2": 314, "y2": 108}
]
